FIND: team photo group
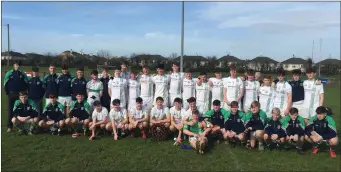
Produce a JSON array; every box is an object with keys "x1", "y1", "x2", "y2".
[{"x1": 3, "y1": 60, "x2": 338, "y2": 157}]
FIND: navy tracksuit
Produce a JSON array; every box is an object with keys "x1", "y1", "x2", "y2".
[
  {"x1": 58, "y1": 73, "x2": 73, "y2": 97},
  {"x1": 42, "y1": 103, "x2": 65, "y2": 122},
  {"x1": 44, "y1": 73, "x2": 59, "y2": 98},
  {"x1": 27, "y1": 77, "x2": 45, "y2": 115},
  {"x1": 71, "y1": 77, "x2": 87, "y2": 100},
  {"x1": 100, "y1": 77, "x2": 111, "y2": 110},
  {"x1": 224, "y1": 112, "x2": 245, "y2": 134},
  {"x1": 264, "y1": 119, "x2": 286, "y2": 138},
  {"x1": 289, "y1": 80, "x2": 304, "y2": 103}
]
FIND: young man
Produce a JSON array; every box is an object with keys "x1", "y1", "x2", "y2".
[
  {"x1": 282, "y1": 107, "x2": 305, "y2": 154},
  {"x1": 100, "y1": 67, "x2": 111, "y2": 111},
  {"x1": 302, "y1": 68, "x2": 324, "y2": 123},
  {"x1": 263, "y1": 108, "x2": 286, "y2": 150},
  {"x1": 149, "y1": 97, "x2": 171, "y2": 128},
  {"x1": 224, "y1": 101, "x2": 246, "y2": 146},
  {"x1": 12, "y1": 91, "x2": 39, "y2": 135},
  {"x1": 89, "y1": 100, "x2": 109, "y2": 140},
  {"x1": 195, "y1": 72, "x2": 210, "y2": 114},
  {"x1": 244, "y1": 101, "x2": 267, "y2": 150},
  {"x1": 169, "y1": 98, "x2": 187, "y2": 144},
  {"x1": 223, "y1": 65, "x2": 244, "y2": 111},
  {"x1": 168, "y1": 62, "x2": 183, "y2": 106},
  {"x1": 39, "y1": 94, "x2": 65, "y2": 135},
  {"x1": 273, "y1": 69, "x2": 292, "y2": 117},
  {"x1": 27, "y1": 67, "x2": 45, "y2": 117},
  {"x1": 4, "y1": 61, "x2": 28, "y2": 132},
  {"x1": 255, "y1": 71, "x2": 263, "y2": 86},
  {"x1": 66, "y1": 93, "x2": 91, "y2": 138},
  {"x1": 208, "y1": 71, "x2": 224, "y2": 109},
  {"x1": 185, "y1": 97, "x2": 199, "y2": 117},
  {"x1": 258, "y1": 75, "x2": 275, "y2": 117},
  {"x1": 182, "y1": 69, "x2": 196, "y2": 110},
  {"x1": 44, "y1": 64, "x2": 59, "y2": 105},
  {"x1": 128, "y1": 97, "x2": 148, "y2": 139},
  {"x1": 86, "y1": 70, "x2": 103, "y2": 111},
  {"x1": 289, "y1": 69, "x2": 305, "y2": 121},
  {"x1": 305, "y1": 106, "x2": 338, "y2": 158},
  {"x1": 127, "y1": 71, "x2": 140, "y2": 110},
  {"x1": 107, "y1": 99, "x2": 129, "y2": 140},
  {"x1": 139, "y1": 65, "x2": 154, "y2": 110},
  {"x1": 57, "y1": 65, "x2": 73, "y2": 117},
  {"x1": 183, "y1": 110, "x2": 211, "y2": 154},
  {"x1": 152, "y1": 64, "x2": 170, "y2": 107},
  {"x1": 243, "y1": 70, "x2": 260, "y2": 113},
  {"x1": 109, "y1": 67, "x2": 128, "y2": 109},
  {"x1": 120, "y1": 61, "x2": 130, "y2": 80},
  {"x1": 203, "y1": 100, "x2": 229, "y2": 142},
  {"x1": 71, "y1": 67, "x2": 87, "y2": 101}
]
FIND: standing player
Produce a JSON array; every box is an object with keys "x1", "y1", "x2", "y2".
[
  {"x1": 108, "y1": 67, "x2": 128, "y2": 109},
  {"x1": 107, "y1": 99, "x2": 129, "y2": 140},
  {"x1": 39, "y1": 94, "x2": 65, "y2": 135},
  {"x1": 152, "y1": 64, "x2": 170, "y2": 107},
  {"x1": 128, "y1": 97, "x2": 149, "y2": 139},
  {"x1": 57, "y1": 65, "x2": 73, "y2": 117},
  {"x1": 289, "y1": 69, "x2": 305, "y2": 121},
  {"x1": 223, "y1": 65, "x2": 244, "y2": 111},
  {"x1": 273, "y1": 69, "x2": 292, "y2": 117},
  {"x1": 302, "y1": 68, "x2": 324, "y2": 123},
  {"x1": 243, "y1": 70, "x2": 260, "y2": 112},
  {"x1": 44, "y1": 64, "x2": 59, "y2": 104},
  {"x1": 258, "y1": 75, "x2": 275, "y2": 117},
  {"x1": 149, "y1": 97, "x2": 171, "y2": 128},
  {"x1": 71, "y1": 67, "x2": 87, "y2": 101},
  {"x1": 169, "y1": 98, "x2": 187, "y2": 144},
  {"x1": 127, "y1": 71, "x2": 140, "y2": 110},
  {"x1": 168, "y1": 62, "x2": 183, "y2": 106},
  {"x1": 120, "y1": 61, "x2": 130, "y2": 80},
  {"x1": 27, "y1": 67, "x2": 45, "y2": 117},
  {"x1": 195, "y1": 72, "x2": 210, "y2": 114},
  {"x1": 182, "y1": 69, "x2": 196, "y2": 110},
  {"x1": 86, "y1": 70, "x2": 103, "y2": 111},
  {"x1": 100, "y1": 67, "x2": 111, "y2": 111},
  {"x1": 139, "y1": 65, "x2": 154, "y2": 110},
  {"x1": 208, "y1": 71, "x2": 224, "y2": 109},
  {"x1": 89, "y1": 100, "x2": 109, "y2": 140}
]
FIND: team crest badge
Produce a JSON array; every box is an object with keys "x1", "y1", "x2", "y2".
[
  {"x1": 82, "y1": 81, "x2": 86, "y2": 84},
  {"x1": 37, "y1": 82, "x2": 40, "y2": 85},
  {"x1": 81, "y1": 107, "x2": 84, "y2": 110},
  {"x1": 55, "y1": 79, "x2": 58, "y2": 82},
  {"x1": 20, "y1": 75, "x2": 22, "y2": 78},
  {"x1": 237, "y1": 119, "x2": 240, "y2": 122},
  {"x1": 27, "y1": 107, "x2": 30, "y2": 110},
  {"x1": 220, "y1": 115, "x2": 223, "y2": 119},
  {"x1": 296, "y1": 124, "x2": 299, "y2": 127},
  {"x1": 324, "y1": 123, "x2": 327, "y2": 128},
  {"x1": 55, "y1": 108, "x2": 59, "y2": 112},
  {"x1": 277, "y1": 125, "x2": 280, "y2": 129},
  {"x1": 68, "y1": 78, "x2": 71, "y2": 81}
]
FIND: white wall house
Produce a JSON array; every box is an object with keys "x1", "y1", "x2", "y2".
[{"x1": 281, "y1": 57, "x2": 307, "y2": 72}]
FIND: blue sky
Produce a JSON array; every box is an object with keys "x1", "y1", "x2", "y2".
[{"x1": 1, "y1": 2, "x2": 340, "y2": 61}]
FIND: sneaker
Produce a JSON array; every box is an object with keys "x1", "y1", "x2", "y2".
[
  {"x1": 195, "y1": 140, "x2": 200, "y2": 154},
  {"x1": 312, "y1": 147, "x2": 319, "y2": 154},
  {"x1": 330, "y1": 150, "x2": 337, "y2": 158},
  {"x1": 297, "y1": 148, "x2": 304, "y2": 155},
  {"x1": 51, "y1": 131, "x2": 57, "y2": 135},
  {"x1": 131, "y1": 132, "x2": 135, "y2": 138},
  {"x1": 6, "y1": 128, "x2": 12, "y2": 132},
  {"x1": 142, "y1": 132, "x2": 147, "y2": 139},
  {"x1": 258, "y1": 143, "x2": 264, "y2": 151},
  {"x1": 72, "y1": 132, "x2": 81, "y2": 138},
  {"x1": 199, "y1": 142, "x2": 205, "y2": 154},
  {"x1": 57, "y1": 129, "x2": 61, "y2": 136},
  {"x1": 28, "y1": 131, "x2": 34, "y2": 135}
]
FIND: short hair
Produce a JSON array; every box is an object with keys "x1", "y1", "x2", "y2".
[
  {"x1": 77, "y1": 67, "x2": 84, "y2": 71},
  {"x1": 230, "y1": 101, "x2": 239, "y2": 108},
  {"x1": 157, "y1": 63, "x2": 164, "y2": 69},
  {"x1": 187, "y1": 97, "x2": 196, "y2": 103},
  {"x1": 247, "y1": 69, "x2": 255, "y2": 76},
  {"x1": 277, "y1": 68, "x2": 286, "y2": 76},
  {"x1": 263, "y1": 75, "x2": 272, "y2": 80},
  {"x1": 172, "y1": 62, "x2": 180, "y2": 66},
  {"x1": 306, "y1": 67, "x2": 316, "y2": 73},
  {"x1": 121, "y1": 61, "x2": 128, "y2": 66},
  {"x1": 271, "y1": 107, "x2": 281, "y2": 116},
  {"x1": 184, "y1": 68, "x2": 191, "y2": 73},
  {"x1": 75, "y1": 92, "x2": 84, "y2": 96},
  {"x1": 61, "y1": 64, "x2": 68, "y2": 70},
  {"x1": 199, "y1": 72, "x2": 207, "y2": 76},
  {"x1": 136, "y1": 97, "x2": 143, "y2": 103},
  {"x1": 102, "y1": 67, "x2": 109, "y2": 72},
  {"x1": 32, "y1": 67, "x2": 39, "y2": 72},
  {"x1": 156, "y1": 97, "x2": 164, "y2": 102},
  {"x1": 49, "y1": 64, "x2": 55, "y2": 67},
  {"x1": 93, "y1": 100, "x2": 101, "y2": 107},
  {"x1": 112, "y1": 99, "x2": 121, "y2": 105},
  {"x1": 229, "y1": 64, "x2": 237, "y2": 70},
  {"x1": 19, "y1": 91, "x2": 27, "y2": 96},
  {"x1": 142, "y1": 65, "x2": 149, "y2": 69},
  {"x1": 13, "y1": 60, "x2": 22, "y2": 66},
  {"x1": 49, "y1": 94, "x2": 56, "y2": 98},
  {"x1": 91, "y1": 70, "x2": 99, "y2": 75},
  {"x1": 192, "y1": 109, "x2": 200, "y2": 115},
  {"x1": 289, "y1": 107, "x2": 299, "y2": 115},
  {"x1": 212, "y1": 100, "x2": 221, "y2": 106},
  {"x1": 292, "y1": 69, "x2": 301, "y2": 75},
  {"x1": 316, "y1": 106, "x2": 327, "y2": 114},
  {"x1": 173, "y1": 97, "x2": 183, "y2": 104},
  {"x1": 250, "y1": 101, "x2": 260, "y2": 108}
]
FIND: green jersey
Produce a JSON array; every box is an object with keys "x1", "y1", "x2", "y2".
[{"x1": 183, "y1": 119, "x2": 203, "y2": 135}]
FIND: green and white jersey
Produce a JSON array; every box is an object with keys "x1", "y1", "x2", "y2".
[
  {"x1": 182, "y1": 78, "x2": 196, "y2": 99},
  {"x1": 244, "y1": 80, "x2": 260, "y2": 102},
  {"x1": 183, "y1": 119, "x2": 203, "y2": 135},
  {"x1": 303, "y1": 79, "x2": 324, "y2": 115},
  {"x1": 152, "y1": 74, "x2": 170, "y2": 99},
  {"x1": 109, "y1": 108, "x2": 127, "y2": 123},
  {"x1": 86, "y1": 79, "x2": 103, "y2": 98},
  {"x1": 92, "y1": 107, "x2": 109, "y2": 122},
  {"x1": 139, "y1": 74, "x2": 154, "y2": 97},
  {"x1": 150, "y1": 106, "x2": 169, "y2": 120},
  {"x1": 258, "y1": 86, "x2": 275, "y2": 117},
  {"x1": 168, "y1": 72, "x2": 183, "y2": 96},
  {"x1": 109, "y1": 77, "x2": 128, "y2": 103},
  {"x1": 223, "y1": 77, "x2": 244, "y2": 103},
  {"x1": 196, "y1": 82, "x2": 210, "y2": 102},
  {"x1": 273, "y1": 81, "x2": 292, "y2": 109},
  {"x1": 209, "y1": 77, "x2": 224, "y2": 103}
]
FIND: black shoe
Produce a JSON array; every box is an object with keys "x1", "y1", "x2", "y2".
[{"x1": 297, "y1": 148, "x2": 304, "y2": 155}]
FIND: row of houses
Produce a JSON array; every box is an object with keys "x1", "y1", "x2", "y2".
[{"x1": 1, "y1": 51, "x2": 340, "y2": 71}]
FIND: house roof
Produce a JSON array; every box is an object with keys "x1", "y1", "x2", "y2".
[
  {"x1": 316, "y1": 58, "x2": 341, "y2": 65},
  {"x1": 250, "y1": 56, "x2": 278, "y2": 64},
  {"x1": 218, "y1": 55, "x2": 243, "y2": 62},
  {"x1": 1, "y1": 51, "x2": 27, "y2": 57},
  {"x1": 174, "y1": 55, "x2": 207, "y2": 61},
  {"x1": 25, "y1": 53, "x2": 46, "y2": 58},
  {"x1": 131, "y1": 54, "x2": 166, "y2": 61},
  {"x1": 59, "y1": 50, "x2": 83, "y2": 57},
  {"x1": 281, "y1": 57, "x2": 307, "y2": 64}
]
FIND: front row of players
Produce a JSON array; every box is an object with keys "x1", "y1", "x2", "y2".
[{"x1": 12, "y1": 91, "x2": 338, "y2": 157}]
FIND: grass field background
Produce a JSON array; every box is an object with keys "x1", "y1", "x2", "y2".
[{"x1": 1, "y1": 67, "x2": 340, "y2": 171}]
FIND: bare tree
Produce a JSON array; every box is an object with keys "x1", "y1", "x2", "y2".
[
  {"x1": 169, "y1": 52, "x2": 178, "y2": 59},
  {"x1": 97, "y1": 49, "x2": 111, "y2": 58}
]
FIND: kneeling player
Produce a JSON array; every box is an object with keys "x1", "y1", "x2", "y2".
[
  {"x1": 224, "y1": 101, "x2": 246, "y2": 147},
  {"x1": 282, "y1": 107, "x2": 305, "y2": 154},
  {"x1": 149, "y1": 97, "x2": 171, "y2": 128},
  {"x1": 12, "y1": 91, "x2": 39, "y2": 135},
  {"x1": 305, "y1": 106, "x2": 338, "y2": 158},
  {"x1": 169, "y1": 98, "x2": 187, "y2": 144},
  {"x1": 263, "y1": 108, "x2": 286, "y2": 150},
  {"x1": 128, "y1": 97, "x2": 149, "y2": 139},
  {"x1": 183, "y1": 110, "x2": 211, "y2": 154},
  {"x1": 65, "y1": 93, "x2": 91, "y2": 138},
  {"x1": 89, "y1": 100, "x2": 109, "y2": 140},
  {"x1": 39, "y1": 94, "x2": 65, "y2": 135},
  {"x1": 107, "y1": 99, "x2": 129, "y2": 140},
  {"x1": 244, "y1": 101, "x2": 267, "y2": 150}
]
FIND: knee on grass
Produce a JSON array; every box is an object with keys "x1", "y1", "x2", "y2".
[
  {"x1": 328, "y1": 137, "x2": 338, "y2": 146},
  {"x1": 38, "y1": 120, "x2": 45, "y2": 127},
  {"x1": 11, "y1": 117, "x2": 19, "y2": 125}
]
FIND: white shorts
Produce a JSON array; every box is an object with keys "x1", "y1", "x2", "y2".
[
  {"x1": 182, "y1": 97, "x2": 190, "y2": 110},
  {"x1": 141, "y1": 96, "x2": 153, "y2": 111},
  {"x1": 196, "y1": 101, "x2": 209, "y2": 114},
  {"x1": 169, "y1": 94, "x2": 182, "y2": 106},
  {"x1": 300, "y1": 105, "x2": 318, "y2": 119},
  {"x1": 128, "y1": 98, "x2": 137, "y2": 111},
  {"x1": 273, "y1": 104, "x2": 288, "y2": 117},
  {"x1": 189, "y1": 136, "x2": 198, "y2": 142},
  {"x1": 292, "y1": 101, "x2": 305, "y2": 117},
  {"x1": 153, "y1": 96, "x2": 169, "y2": 107},
  {"x1": 58, "y1": 96, "x2": 72, "y2": 107},
  {"x1": 243, "y1": 100, "x2": 254, "y2": 113}
]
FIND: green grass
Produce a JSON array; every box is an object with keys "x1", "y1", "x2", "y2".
[{"x1": 1, "y1": 67, "x2": 341, "y2": 171}]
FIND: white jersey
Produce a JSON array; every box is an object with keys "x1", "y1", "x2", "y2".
[
  {"x1": 120, "y1": 71, "x2": 130, "y2": 80},
  {"x1": 108, "y1": 77, "x2": 128, "y2": 103},
  {"x1": 182, "y1": 78, "x2": 196, "y2": 99},
  {"x1": 303, "y1": 79, "x2": 324, "y2": 113},
  {"x1": 273, "y1": 81, "x2": 292, "y2": 109},
  {"x1": 168, "y1": 72, "x2": 183, "y2": 96},
  {"x1": 209, "y1": 78, "x2": 224, "y2": 102},
  {"x1": 223, "y1": 77, "x2": 244, "y2": 102},
  {"x1": 128, "y1": 79, "x2": 140, "y2": 100},
  {"x1": 244, "y1": 80, "x2": 260, "y2": 102},
  {"x1": 152, "y1": 74, "x2": 170, "y2": 99},
  {"x1": 169, "y1": 106, "x2": 187, "y2": 123},
  {"x1": 258, "y1": 86, "x2": 275, "y2": 114},
  {"x1": 109, "y1": 108, "x2": 127, "y2": 123},
  {"x1": 150, "y1": 106, "x2": 170, "y2": 120},
  {"x1": 129, "y1": 106, "x2": 148, "y2": 120},
  {"x1": 139, "y1": 74, "x2": 154, "y2": 97},
  {"x1": 196, "y1": 82, "x2": 210, "y2": 102},
  {"x1": 86, "y1": 80, "x2": 103, "y2": 98},
  {"x1": 185, "y1": 107, "x2": 202, "y2": 118},
  {"x1": 92, "y1": 107, "x2": 109, "y2": 122}
]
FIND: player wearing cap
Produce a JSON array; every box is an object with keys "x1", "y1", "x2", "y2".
[
  {"x1": 195, "y1": 72, "x2": 210, "y2": 114},
  {"x1": 169, "y1": 98, "x2": 187, "y2": 144},
  {"x1": 71, "y1": 67, "x2": 88, "y2": 101},
  {"x1": 258, "y1": 75, "x2": 275, "y2": 117},
  {"x1": 108, "y1": 67, "x2": 128, "y2": 109},
  {"x1": 27, "y1": 67, "x2": 45, "y2": 117},
  {"x1": 139, "y1": 65, "x2": 154, "y2": 110},
  {"x1": 243, "y1": 70, "x2": 260, "y2": 113},
  {"x1": 100, "y1": 67, "x2": 111, "y2": 111},
  {"x1": 223, "y1": 65, "x2": 244, "y2": 111},
  {"x1": 182, "y1": 69, "x2": 196, "y2": 110},
  {"x1": 273, "y1": 69, "x2": 292, "y2": 117},
  {"x1": 89, "y1": 100, "x2": 109, "y2": 140},
  {"x1": 107, "y1": 99, "x2": 129, "y2": 140},
  {"x1": 127, "y1": 71, "x2": 140, "y2": 110},
  {"x1": 128, "y1": 97, "x2": 148, "y2": 139},
  {"x1": 86, "y1": 70, "x2": 103, "y2": 112},
  {"x1": 168, "y1": 62, "x2": 183, "y2": 106},
  {"x1": 152, "y1": 64, "x2": 170, "y2": 107},
  {"x1": 57, "y1": 65, "x2": 73, "y2": 117},
  {"x1": 39, "y1": 94, "x2": 65, "y2": 135},
  {"x1": 43, "y1": 64, "x2": 59, "y2": 104},
  {"x1": 208, "y1": 71, "x2": 224, "y2": 109}
]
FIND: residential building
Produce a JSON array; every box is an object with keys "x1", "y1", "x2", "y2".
[
  {"x1": 281, "y1": 57, "x2": 308, "y2": 72},
  {"x1": 173, "y1": 55, "x2": 208, "y2": 68},
  {"x1": 217, "y1": 55, "x2": 243, "y2": 68},
  {"x1": 247, "y1": 56, "x2": 278, "y2": 71}
]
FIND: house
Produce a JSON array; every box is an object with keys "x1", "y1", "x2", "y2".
[
  {"x1": 247, "y1": 56, "x2": 278, "y2": 71},
  {"x1": 173, "y1": 55, "x2": 208, "y2": 68},
  {"x1": 316, "y1": 58, "x2": 341, "y2": 67},
  {"x1": 130, "y1": 54, "x2": 167, "y2": 67},
  {"x1": 1, "y1": 51, "x2": 29, "y2": 61},
  {"x1": 281, "y1": 57, "x2": 308, "y2": 72},
  {"x1": 217, "y1": 55, "x2": 243, "y2": 68}
]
